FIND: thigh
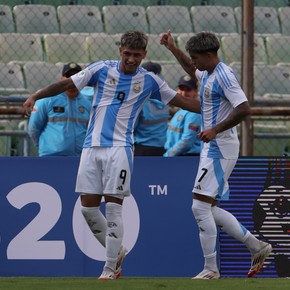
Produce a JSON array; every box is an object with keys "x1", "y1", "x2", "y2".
[
  {"x1": 193, "y1": 157, "x2": 237, "y2": 200},
  {"x1": 103, "y1": 146, "x2": 133, "y2": 197},
  {"x1": 75, "y1": 147, "x2": 103, "y2": 194}
]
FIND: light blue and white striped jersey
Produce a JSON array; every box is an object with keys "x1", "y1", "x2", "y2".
[
  {"x1": 196, "y1": 62, "x2": 248, "y2": 159},
  {"x1": 71, "y1": 60, "x2": 176, "y2": 148}
]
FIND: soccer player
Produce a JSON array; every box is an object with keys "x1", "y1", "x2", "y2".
[
  {"x1": 23, "y1": 31, "x2": 200, "y2": 280},
  {"x1": 160, "y1": 31, "x2": 272, "y2": 279}
]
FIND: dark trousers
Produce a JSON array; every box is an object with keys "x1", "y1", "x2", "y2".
[{"x1": 134, "y1": 143, "x2": 165, "y2": 156}]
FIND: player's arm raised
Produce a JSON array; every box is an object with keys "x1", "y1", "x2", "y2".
[
  {"x1": 23, "y1": 78, "x2": 76, "y2": 116},
  {"x1": 160, "y1": 31, "x2": 196, "y2": 79}
]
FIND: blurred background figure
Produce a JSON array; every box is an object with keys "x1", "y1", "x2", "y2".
[
  {"x1": 134, "y1": 61, "x2": 170, "y2": 156},
  {"x1": 164, "y1": 74, "x2": 201, "y2": 157},
  {"x1": 28, "y1": 63, "x2": 91, "y2": 156}
]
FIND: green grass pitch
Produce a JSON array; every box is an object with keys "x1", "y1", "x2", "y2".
[{"x1": 0, "y1": 277, "x2": 289, "y2": 290}]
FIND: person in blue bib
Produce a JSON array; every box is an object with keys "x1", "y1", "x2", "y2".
[
  {"x1": 134, "y1": 61, "x2": 170, "y2": 156},
  {"x1": 28, "y1": 63, "x2": 91, "y2": 156},
  {"x1": 164, "y1": 74, "x2": 201, "y2": 156}
]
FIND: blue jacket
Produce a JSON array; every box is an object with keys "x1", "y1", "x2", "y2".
[
  {"x1": 164, "y1": 109, "x2": 201, "y2": 156},
  {"x1": 134, "y1": 99, "x2": 170, "y2": 147},
  {"x1": 28, "y1": 92, "x2": 91, "y2": 156}
]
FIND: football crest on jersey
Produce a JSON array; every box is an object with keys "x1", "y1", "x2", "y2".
[
  {"x1": 177, "y1": 114, "x2": 183, "y2": 121},
  {"x1": 79, "y1": 106, "x2": 85, "y2": 114},
  {"x1": 133, "y1": 82, "x2": 141, "y2": 93},
  {"x1": 204, "y1": 87, "x2": 210, "y2": 98}
]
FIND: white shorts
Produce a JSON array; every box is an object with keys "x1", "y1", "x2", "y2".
[
  {"x1": 75, "y1": 147, "x2": 133, "y2": 196},
  {"x1": 192, "y1": 157, "x2": 237, "y2": 200}
]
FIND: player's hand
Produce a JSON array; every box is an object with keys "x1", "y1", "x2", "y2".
[
  {"x1": 160, "y1": 30, "x2": 175, "y2": 50},
  {"x1": 198, "y1": 128, "x2": 217, "y2": 143},
  {"x1": 22, "y1": 96, "x2": 36, "y2": 117}
]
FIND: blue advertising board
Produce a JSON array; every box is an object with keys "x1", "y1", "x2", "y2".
[{"x1": 0, "y1": 157, "x2": 203, "y2": 277}]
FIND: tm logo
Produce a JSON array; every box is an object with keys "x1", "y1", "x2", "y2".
[{"x1": 149, "y1": 185, "x2": 168, "y2": 196}]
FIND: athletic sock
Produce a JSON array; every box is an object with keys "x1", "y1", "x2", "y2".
[
  {"x1": 104, "y1": 202, "x2": 124, "y2": 272},
  {"x1": 81, "y1": 205, "x2": 107, "y2": 247},
  {"x1": 211, "y1": 206, "x2": 261, "y2": 252},
  {"x1": 192, "y1": 199, "x2": 218, "y2": 271}
]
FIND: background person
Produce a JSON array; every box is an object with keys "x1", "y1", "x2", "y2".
[
  {"x1": 27, "y1": 63, "x2": 91, "y2": 156},
  {"x1": 134, "y1": 61, "x2": 170, "y2": 156},
  {"x1": 164, "y1": 74, "x2": 201, "y2": 157}
]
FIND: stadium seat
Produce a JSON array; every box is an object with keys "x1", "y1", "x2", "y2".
[
  {"x1": 210, "y1": 0, "x2": 241, "y2": 8},
  {"x1": 161, "y1": 63, "x2": 187, "y2": 90},
  {"x1": 86, "y1": 34, "x2": 122, "y2": 62},
  {"x1": 0, "y1": 63, "x2": 28, "y2": 96},
  {"x1": 254, "y1": 64, "x2": 290, "y2": 96},
  {"x1": 23, "y1": 61, "x2": 62, "y2": 94},
  {"x1": 102, "y1": 5, "x2": 148, "y2": 34},
  {"x1": 265, "y1": 35, "x2": 290, "y2": 65},
  {"x1": 0, "y1": 5, "x2": 15, "y2": 33},
  {"x1": 57, "y1": 5, "x2": 104, "y2": 34},
  {"x1": 43, "y1": 34, "x2": 90, "y2": 64},
  {"x1": 145, "y1": 34, "x2": 177, "y2": 64},
  {"x1": 278, "y1": 7, "x2": 290, "y2": 36},
  {"x1": 0, "y1": 33, "x2": 43, "y2": 64},
  {"x1": 146, "y1": 5, "x2": 193, "y2": 34},
  {"x1": 190, "y1": 6, "x2": 237, "y2": 34},
  {"x1": 13, "y1": 4, "x2": 59, "y2": 34},
  {"x1": 235, "y1": 6, "x2": 281, "y2": 36},
  {"x1": 221, "y1": 34, "x2": 267, "y2": 64},
  {"x1": 255, "y1": 0, "x2": 288, "y2": 9}
]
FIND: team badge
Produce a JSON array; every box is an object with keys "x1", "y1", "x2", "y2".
[
  {"x1": 204, "y1": 87, "x2": 211, "y2": 98},
  {"x1": 133, "y1": 83, "x2": 141, "y2": 93},
  {"x1": 177, "y1": 114, "x2": 183, "y2": 121},
  {"x1": 79, "y1": 106, "x2": 85, "y2": 114}
]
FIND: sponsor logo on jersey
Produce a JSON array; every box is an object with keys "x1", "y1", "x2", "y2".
[
  {"x1": 32, "y1": 106, "x2": 38, "y2": 112},
  {"x1": 109, "y1": 79, "x2": 117, "y2": 85},
  {"x1": 117, "y1": 185, "x2": 123, "y2": 191},
  {"x1": 194, "y1": 184, "x2": 202, "y2": 190}
]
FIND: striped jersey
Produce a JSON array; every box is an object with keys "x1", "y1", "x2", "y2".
[
  {"x1": 196, "y1": 62, "x2": 248, "y2": 159},
  {"x1": 71, "y1": 60, "x2": 176, "y2": 148}
]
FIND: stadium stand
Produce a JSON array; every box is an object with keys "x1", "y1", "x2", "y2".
[
  {"x1": 0, "y1": 63, "x2": 28, "y2": 95},
  {"x1": 145, "y1": 34, "x2": 177, "y2": 63},
  {"x1": 102, "y1": 5, "x2": 148, "y2": 34},
  {"x1": 265, "y1": 35, "x2": 290, "y2": 65},
  {"x1": 221, "y1": 34, "x2": 267, "y2": 64},
  {"x1": 43, "y1": 33, "x2": 89, "y2": 63},
  {"x1": 161, "y1": 63, "x2": 187, "y2": 89},
  {"x1": 86, "y1": 33, "x2": 122, "y2": 61},
  {"x1": 255, "y1": 0, "x2": 289, "y2": 8},
  {"x1": 254, "y1": 64, "x2": 290, "y2": 97},
  {"x1": 146, "y1": 5, "x2": 193, "y2": 34},
  {"x1": 23, "y1": 61, "x2": 62, "y2": 94},
  {"x1": 0, "y1": 5, "x2": 15, "y2": 33},
  {"x1": 235, "y1": 6, "x2": 281, "y2": 36},
  {"x1": 0, "y1": 33, "x2": 43, "y2": 63},
  {"x1": 57, "y1": 5, "x2": 104, "y2": 34},
  {"x1": 278, "y1": 7, "x2": 290, "y2": 36},
  {"x1": 190, "y1": 5, "x2": 238, "y2": 34},
  {"x1": 13, "y1": 4, "x2": 59, "y2": 34}
]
